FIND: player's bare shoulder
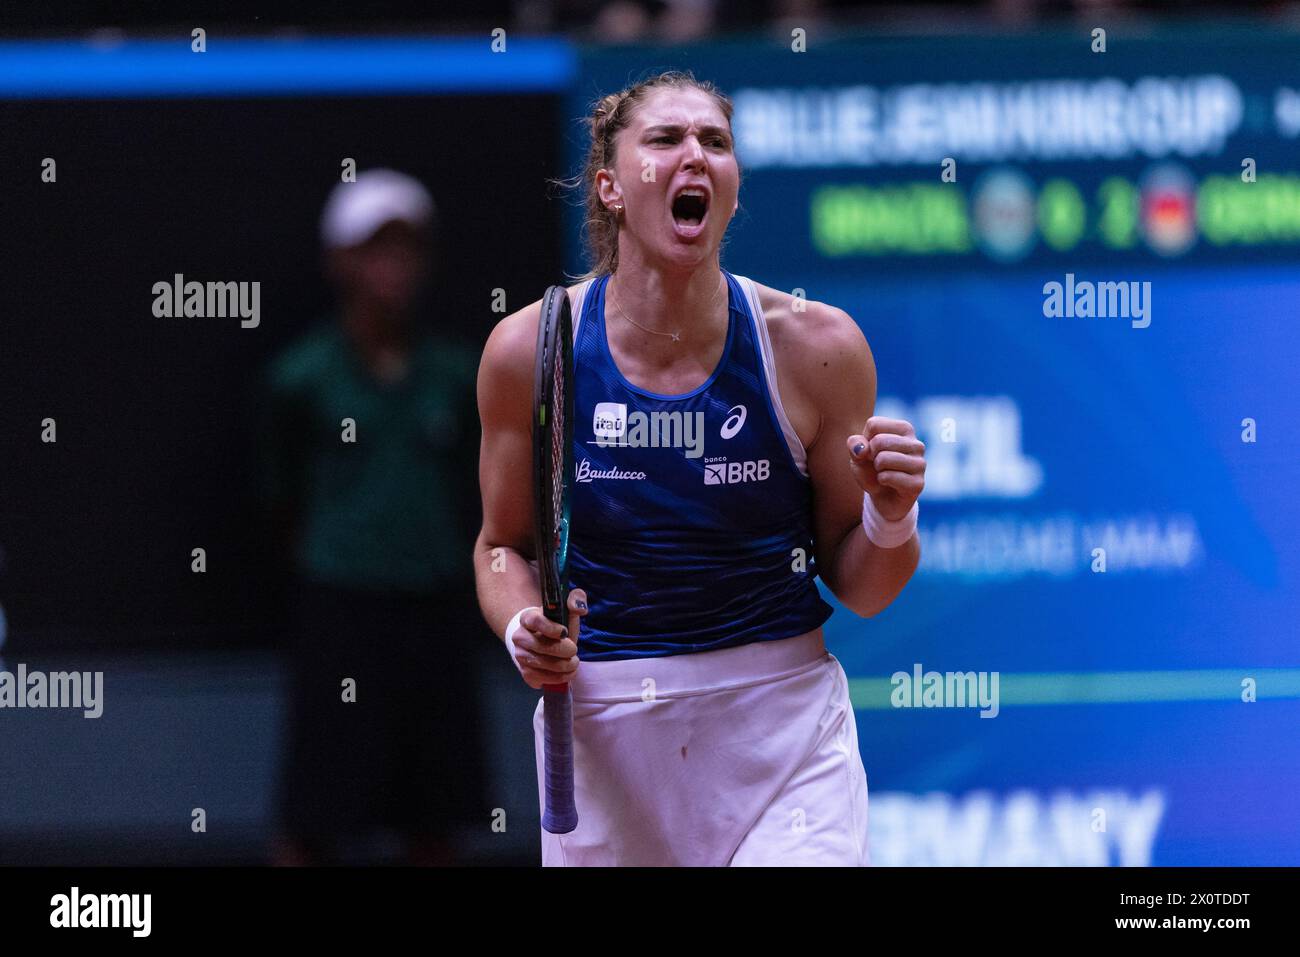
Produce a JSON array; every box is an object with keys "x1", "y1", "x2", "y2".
[
  {"x1": 751, "y1": 282, "x2": 870, "y2": 370},
  {"x1": 477, "y1": 285, "x2": 587, "y2": 422},
  {"x1": 749, "y1": 281, "x2": 875, "y2": 445}
]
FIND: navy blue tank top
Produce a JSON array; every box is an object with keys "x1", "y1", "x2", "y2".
[{"x1": 569, "y1": 270, "x2": 833, "y2": 661}]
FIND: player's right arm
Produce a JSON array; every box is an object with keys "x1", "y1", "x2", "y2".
[{"x1": 474, "y1": 298, "x2": 586, "y2": 689}]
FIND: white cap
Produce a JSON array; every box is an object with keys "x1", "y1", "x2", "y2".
[{"x1": 320, "y1": 168, "x2": 435, "y2": 250}]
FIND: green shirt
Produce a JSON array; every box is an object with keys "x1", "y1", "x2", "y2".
[{"x1": 260, "y1": 323, "x2": 479, "y2": 594}]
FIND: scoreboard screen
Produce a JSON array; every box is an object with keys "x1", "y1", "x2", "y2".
[{"x1": 569, "y1": 29, "x2": 1300, "y2": 865}]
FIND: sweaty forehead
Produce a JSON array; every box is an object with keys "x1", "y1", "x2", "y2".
[{"x1": 632, "y1": 88, "x2": 726, "y2": 130}]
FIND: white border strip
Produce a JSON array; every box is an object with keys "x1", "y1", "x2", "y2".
[
  {"x1": 734, "y1": 274, "x2": 808, "y2": 477},
  {"x1": 569, "y1": 277, "x2": 595, "y2": 343}
]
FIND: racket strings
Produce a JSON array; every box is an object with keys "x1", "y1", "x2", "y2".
[{"x1": 548, "y1": 348, "x2": 567, "y2": 567}]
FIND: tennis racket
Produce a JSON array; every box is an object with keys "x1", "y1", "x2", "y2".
[{"x1": 532, "y1": 284, "x2": 577, "y2": 834}]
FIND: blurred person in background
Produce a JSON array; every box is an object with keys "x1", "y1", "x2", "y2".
[{"x1": 259, "y1": 169, "x2": 484, "y2": 866}]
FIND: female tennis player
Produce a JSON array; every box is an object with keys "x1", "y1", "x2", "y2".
[{"x1": 474, "y1": 71, "x2": 925, "y2": 866}]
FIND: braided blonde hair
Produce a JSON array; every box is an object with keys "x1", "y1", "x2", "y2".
[{"x1": 555, "y1": 70, "x2": 737, "y2": 281}]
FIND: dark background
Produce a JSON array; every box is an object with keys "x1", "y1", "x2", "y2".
[{"x1": 0, "y1": 94, "x2": 563, "y2": 653}]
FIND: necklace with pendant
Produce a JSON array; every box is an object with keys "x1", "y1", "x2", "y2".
[{"x1": 608, "y1": 273, "x2": 724, "y2": 343}]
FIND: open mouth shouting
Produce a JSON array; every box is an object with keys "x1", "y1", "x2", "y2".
[{"x1": 669, "y1": 182, "x2": 711, "y2": 239}]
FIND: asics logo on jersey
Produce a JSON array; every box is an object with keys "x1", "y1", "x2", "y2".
[
  {"x1": 702, "y1": 458, "x2": 770, "y2": 485},
  {"x1": 720, "y1": 404, "x2": 747, "y2": 439}
]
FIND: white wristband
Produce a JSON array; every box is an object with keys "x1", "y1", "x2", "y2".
[
  {"x1": 862, "y1": 493, "x2": 918, "y2": 548},
  {"x1": 503, "y1": 607, "x2": 533, "y2": 675}
]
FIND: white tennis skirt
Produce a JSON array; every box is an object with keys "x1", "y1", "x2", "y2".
[{"x1": 531, "y1": 629, "x2": 870, "y2": 866}]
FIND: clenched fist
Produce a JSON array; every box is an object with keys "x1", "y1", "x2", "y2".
[{"x1": 846, "y1": 416, "x2": 926, "y2": 522}]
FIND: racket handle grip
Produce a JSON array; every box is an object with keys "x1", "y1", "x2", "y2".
[{"x1": 541, "y1": 683, "x2": 578, "y2": 834}]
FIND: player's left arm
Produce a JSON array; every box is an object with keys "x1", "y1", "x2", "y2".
[{"x1": 803, "y1": 305, "x2": 923, "y2": 618}]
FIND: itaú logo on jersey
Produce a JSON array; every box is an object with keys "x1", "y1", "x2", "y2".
[
  {"x1": 593, "y1": 402, "x2": 627, "y2": 441},
  {"x1": 576, "y1": 458, "x2": 647, "y2": 483},
  {"x1": 702, "y1": 456, "x2": 770, "y2": 485}
]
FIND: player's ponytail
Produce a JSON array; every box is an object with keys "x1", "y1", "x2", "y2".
[{"x1": 550, "y1": 70, "x2": 737, "y2": 282}]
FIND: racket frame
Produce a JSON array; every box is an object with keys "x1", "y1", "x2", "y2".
[{"x1": 532, "y1": 285, "x2": 578, "y2": 835}]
